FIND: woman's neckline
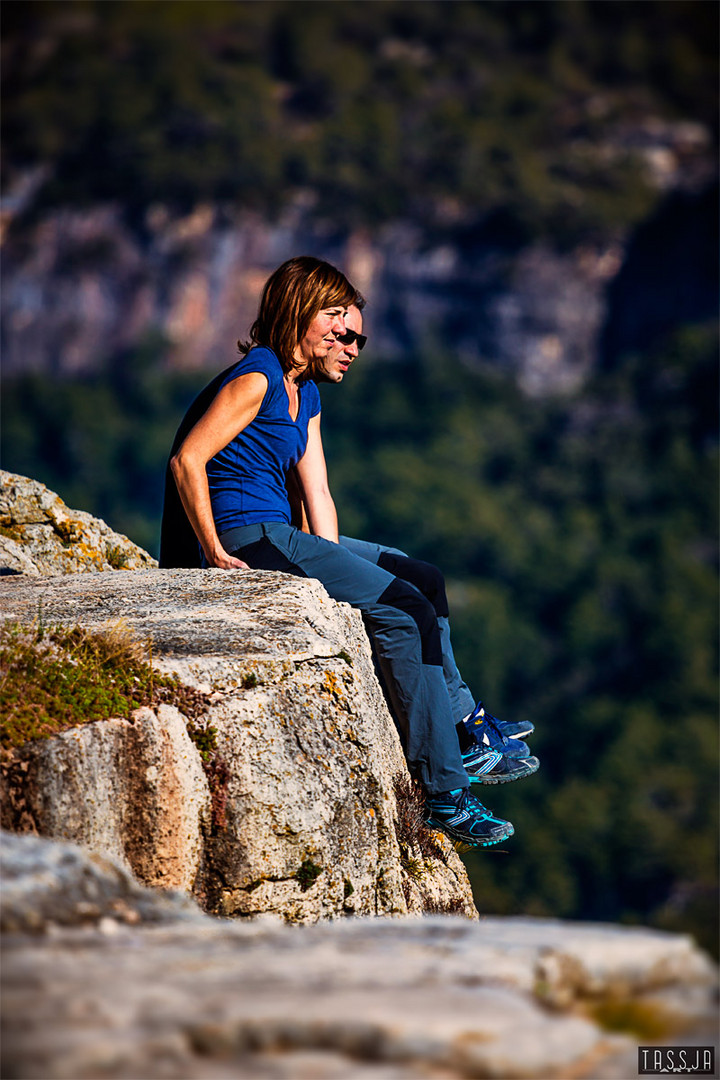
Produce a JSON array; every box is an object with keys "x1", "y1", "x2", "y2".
[{"x1": 283, "y1": 372, "x2": 301, "y2": 422}]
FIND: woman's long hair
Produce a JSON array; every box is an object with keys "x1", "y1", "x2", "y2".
[{"x1": 238, "y1": 256, "x2": 361, "y2": 372}]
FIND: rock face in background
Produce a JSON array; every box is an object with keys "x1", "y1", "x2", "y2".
[
  {"x1": 2, "y1": 177, "x2": 715, "y2": 396},
  {"x1": 0, "y1": 470, "x2": 157, "y2": 576},
  {"x1": 2, "y1": 831, "x2": 717, "y2": 1080},
  {"x1": 0, "y1": 201, "x2": 614, "y2": 393},
  {"x1": 0, "y1": 563, "x2": 476, "y2": 921}
]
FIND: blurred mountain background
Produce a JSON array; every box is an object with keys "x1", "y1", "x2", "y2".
[{"x1": 1, "y1": 0, "x2": 717, "y2": 954}]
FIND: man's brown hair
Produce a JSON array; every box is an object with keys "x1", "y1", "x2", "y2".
[{"x1": 238, "y1": 256, "x2": 363, "y2": 372}]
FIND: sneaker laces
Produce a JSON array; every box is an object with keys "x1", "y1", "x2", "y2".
[
  {"x1": 458, "y1": 787, "x2": 492, "y2": 816},
  {"x1": 473, "y1": 703, "x2": 509, "y2": 748}
]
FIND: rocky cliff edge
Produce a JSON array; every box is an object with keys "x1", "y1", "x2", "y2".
[
  {"x1": 1, "y1": 473, "x2": 717, "y2": 1079},
  {"x1": 0, "y1": 469, "x2": 476, "y2": 921}
]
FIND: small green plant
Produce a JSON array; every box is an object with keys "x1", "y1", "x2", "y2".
[
  {"x1": 343, "y1": 878, "x2": 355, "y2": 900},
  {"x1": 295, "y1": 858, "x2": 323, "y2": 892},
  {"x1": 0, "y1": 619, "x2": 210, "y2": 749},
  {"x1": 400, "y1": 855, "x2": 427, "y2": 881},
  {"x1": 241, "y1": 672, "x2": 258, "y2": 689},
  {"x1": 106, "y1": 545, "x2": 130, "y2": 570},
  {"x1": 186, "y1": 721, "x2": 218, "y2": 763}
]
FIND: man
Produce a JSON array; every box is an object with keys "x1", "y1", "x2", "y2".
[{"x1": 288, "y1": 305, "x2": 538, "y2": 784}]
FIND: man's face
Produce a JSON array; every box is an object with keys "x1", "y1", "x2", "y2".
[{"x1": 314, "y1": 305, "x2": 364, "y2": 383}]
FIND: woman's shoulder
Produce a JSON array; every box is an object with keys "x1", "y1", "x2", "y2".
[{"x1": 222, "y1": 347, "x2": 283, "y2": 388}]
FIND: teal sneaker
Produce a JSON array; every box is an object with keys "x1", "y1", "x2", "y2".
[{"x1": 425, "y1": 787, "x2": 514, "y2": 847}]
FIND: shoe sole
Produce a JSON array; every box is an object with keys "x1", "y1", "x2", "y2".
[
  {"x1": 469, "y1": 756, "x2": 540, "y2": 785},
  {"x1": 425, "y1": 816, "x2": 515, "y2": 847}
]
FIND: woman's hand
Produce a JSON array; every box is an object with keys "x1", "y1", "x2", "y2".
[
  {"x1": 204, "y1": 552, "x2": 252, "y2": 570},
  {"x1": 204, "y1": 548, "x2": 250, "y2": 570}
]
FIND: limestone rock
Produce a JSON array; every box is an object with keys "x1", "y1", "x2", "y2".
[
  {"x1": 1, "y1": 834, "x2": 717, "y2": 1080},
  {"x1": 2, "y1": 705, "x2": 210, "y2": 894},
  {"x1": 0, "y1": 568, "x2": 477, "y2": 921},
  {"x1": 0, "y1": 470, "x2": 156, "y2": 576}
]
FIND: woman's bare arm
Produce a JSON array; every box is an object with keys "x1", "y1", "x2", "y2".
[
  {"x1": 170, "y1": 372, "x2": 268, "y2": 568},
  {"x1": 294, "y1": 414, "x2": 339, "y2": 543}
]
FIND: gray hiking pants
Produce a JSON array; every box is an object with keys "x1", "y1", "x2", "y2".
[{"x1": 218, "y1": 521, "x2": 469, "y2": 794}]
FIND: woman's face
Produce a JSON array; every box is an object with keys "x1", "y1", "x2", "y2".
[{"x1": 295, "y1": 305, "x2": 347, "y2": 366}]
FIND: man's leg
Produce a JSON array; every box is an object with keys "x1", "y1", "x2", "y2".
[
  {"x1": 338, "y1": 536, "x2": 535, "y2": 747},
  {"x1": 339, "y1": 536, "x2": 475, "y2": 722}
]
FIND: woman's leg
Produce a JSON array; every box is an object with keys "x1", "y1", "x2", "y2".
[{"x1": 225, "y1": 522, "x2": 469, "y2": 794}]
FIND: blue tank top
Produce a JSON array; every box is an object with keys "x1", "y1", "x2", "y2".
[{"x1": 206, "y1": 347, "x2": 321, "y2": 532}]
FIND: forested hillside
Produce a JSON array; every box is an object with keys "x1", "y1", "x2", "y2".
[
  {"x1": 3, "y1": 0, "x2": 716, "y2": 236},
  {"x1": 2, "y1": 1, "x2": 717, "y2": 953}
]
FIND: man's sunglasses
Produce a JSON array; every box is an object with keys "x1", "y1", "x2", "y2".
[{"x1": 336, "y1": 329, "x2": 367, "y2": 351}]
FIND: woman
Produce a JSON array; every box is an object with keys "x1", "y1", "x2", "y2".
[{"x1": 169, "y1": 256, "x2": 514, "y2": 848}]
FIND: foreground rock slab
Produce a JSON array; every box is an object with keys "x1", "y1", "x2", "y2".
[
  {"x1": 3, "y1": 909, "x2": 716, "y2": 1080},
  {"x1": 0, "y1": 832, "x2": 205, "y2": 933},
  {"x1": 2, "y1": 766, "x2": 717, "y2": 1080}
]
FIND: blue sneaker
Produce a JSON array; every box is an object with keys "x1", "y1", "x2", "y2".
[
  {"x1": 464, "y1": 702, "x2": 534, "y2": 756},
  {"x1": 463, "y1": 743, "x2": 540, "y2": 785},
  {"x1": 425, "y1": 787, "x2": 514, "y2": 847},
  {"x1": 458, "y1": 743, "x2": 504, "y2": 778}
]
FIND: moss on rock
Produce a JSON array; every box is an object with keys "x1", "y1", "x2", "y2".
[{"x1": 0, "y1": 620, "x2": 209, "y2": 750}]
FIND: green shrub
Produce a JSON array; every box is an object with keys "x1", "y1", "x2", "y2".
[{"x1": 0, "y1": 620, "x2": 209, "y2": 749}]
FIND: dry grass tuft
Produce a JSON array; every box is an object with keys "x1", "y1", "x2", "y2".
[{"x1": 394, "y1": 775, "x2": 446, "y2": 863}]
